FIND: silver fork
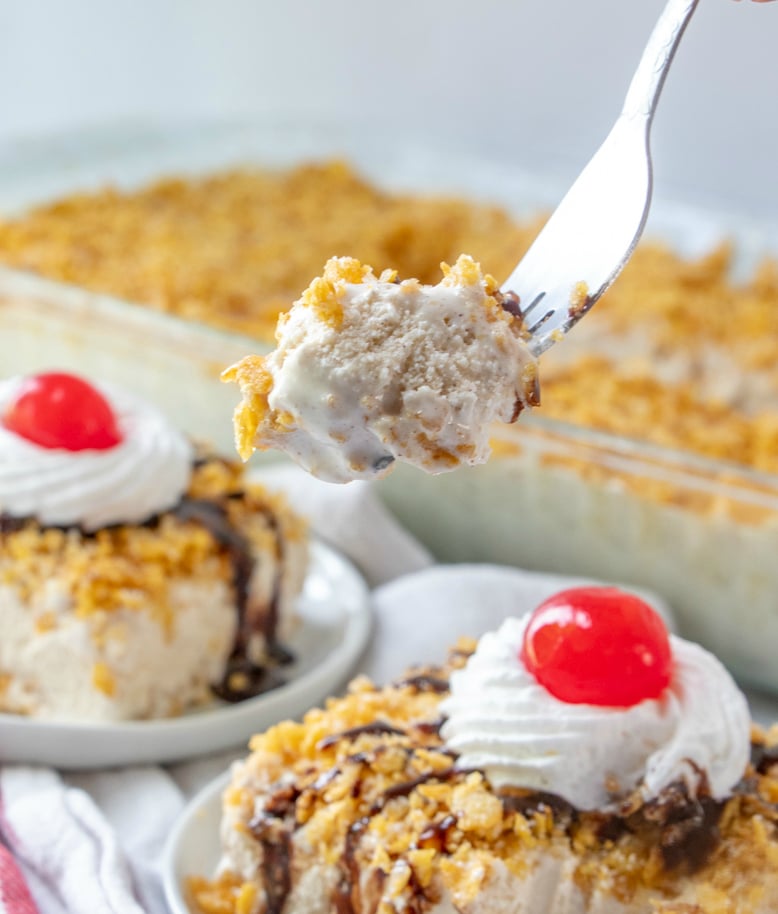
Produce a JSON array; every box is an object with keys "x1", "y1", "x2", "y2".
[{"x1": 503, "y1": 0, "x2": 701, "y2": 357}]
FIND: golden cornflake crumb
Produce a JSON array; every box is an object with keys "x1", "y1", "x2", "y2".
[
  {"x1": 322, "y1": 255, "x2": 372, "y2": 286},
  {"x1": 91, "y1": 661, "x2": 116, "y2": 696},
  {"x1": 300, "y1": 276, "x2": 343, "y2": 328},
  {"x1": 188, "y1": 873, "x2": 253, "y2": 914},
  {"x1": 223, "y1": 253, "x2": 519, "y2": 466},
  {"x1": 3, "y1": 157, "x2": 776, "y2": 516},
  {"x1": 524, "y1": 353, "x2": 778, "y2": 520},
  {"x1": 543, "y1": 355, "x2": 778, "y2": 474},
  {"x1": 439, "y1": 255, "x2": 510, "y2": 326},
  {"x1": 186, "y1": 456, "x2": 244, "y2": 499},
  {"x1": 235, "y1": 883, "x2": 258, "y2": 914},
  {"x1": 569, "y1": 279, "x2": 590, "y2": 316},
  {"x1": 34, "y1": 612, "x2": 57, "y2": 634},
  {"x1": 221, "y1": 356, "x2": 273, "y2": 461},
  {"x1": 440, "y1": 253, "x2": 483, "y2": 287}
]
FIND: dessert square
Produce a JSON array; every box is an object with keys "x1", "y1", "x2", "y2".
[
  {"x1": 0, "y1": 373, "x2": 308, "y2": 721},
  {"x1": 188, "y1": 589, "x2": 778, "y2": 914}
]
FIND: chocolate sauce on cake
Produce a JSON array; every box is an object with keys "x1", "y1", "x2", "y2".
[
  {"x1": 494, "y1": 288, "x2": 523, "y2": 320},
  {"x1": 231, "y1": 718, "x2": 737, "y2": 914},
  {"x1": 248, "y1": 814, "x2": 293, "y2": 914},
  {"x1": 0, "y1": 513, "x2": 26, "y2": 534},
  {"x1": 751, "y1": 739, "x2": 778, "y2": 775},
  {"x1": 498, "y1": 778, "x2": 725, "y2": 875},
  {"x1": 414, "y1": 717, "x2": 446, "y2": 738},
  {"x1": 334, "y1": 818, "x2": 369, "y2": 914},
  {"x1": 173, "y1": 497, "x2": 255, "y2": 625},
  {"x1": 172, "y1": 494, "x2": 292, "y2": 702},
  {"x1": 371, "y1": 766, "x2": 462, "y2": 812},
  {"x1": 499, "y1": 789, "x2": 578, "y2": 824},
  {"x1": 395, "y1": 674, "x2": 449, "y2": 694},
  {"x1": 417, "y1": 814, "x2": 458, "y2": 852},
  {"x1": 317, "y1": 721, "x2": 407, "y2": 750}
]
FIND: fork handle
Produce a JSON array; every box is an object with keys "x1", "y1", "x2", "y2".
[{"x1": 621, "y1": 0, "x2": 701, "y2": 122}]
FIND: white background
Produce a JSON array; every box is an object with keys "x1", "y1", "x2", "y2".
[{"x1": 0, "y1": 0, "x2": 775, "y2": 219}]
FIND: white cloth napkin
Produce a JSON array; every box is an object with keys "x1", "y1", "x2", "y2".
[{"x1": 0, "y1": 467, "x2": 675, "y2": 914}]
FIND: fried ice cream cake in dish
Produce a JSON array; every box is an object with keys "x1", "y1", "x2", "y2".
[
  {"x1": 224, "y1": 255, "x2": 539, "y2": 483},
  {"x1": 0, "y1": 372, "x2": 308, "y2": 721},
  {"x1": 188, "y1": 586, "x2": 778, "y2": 914}
]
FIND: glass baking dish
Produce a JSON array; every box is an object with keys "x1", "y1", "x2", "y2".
[
  {"x1": 377, "y1": 418, "x2": 778, "y2": 691},
  {"x1": 1, "y1": 121, "x2": 777, "y2": 691}
]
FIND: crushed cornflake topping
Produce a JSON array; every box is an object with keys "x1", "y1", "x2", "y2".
[
  {"x1": 0, "y1": 161, "x2": 536, "y2": 341},
  {"x1": 543, "y1": 355, "x2": 778, "y2": 474},
  {"x1": 568, "y1": 280, "x2": 590, "y2": 317},
  {"x1": 221, "y1": 357, "x2": 274, "y2": 461},
  {"x1": 542, "y1": 243, "x2": 778, "y2": 480},
  {"x1": 189, "y1": 649, "x2": 778, "y2": 914},
  {"x1": 0, "y1": 456, "x2": 305, "y2": 632}
]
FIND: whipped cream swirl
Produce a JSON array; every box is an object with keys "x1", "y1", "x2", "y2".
[
  {"x1": 440, "y1": 615, "x2": 750, "y2": 811},
  {"x1": 0, "y1": 378, "x2": 193, "y2": 531}
]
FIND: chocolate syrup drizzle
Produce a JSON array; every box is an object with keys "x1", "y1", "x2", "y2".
[
  {"x1": 172, "y1": 496, "x2": 293, "y2": 702},
  {"x1": 1, "y1": 468, "x2": 293, "y2": 702},
  {"x1": 248, "y1": 788, "x2": 296, "y2": 914},
  {"x1": 639, "y1": 783, "x2": 723, "y2": 873},
  {"x1": 0, "y1": 514, "x2": 26, "y2": 534},
  {"x1": 751, "y1": 740, "x2": 778, "y2": 775},
  {"x1": 332, "y1": 765, "x2": 465, "y2": 914},
  {"x1": 317, "y1": 721, "x2": 407, "y2": 750},
  {"x1": 394, "y1": 674, "x2": 449, "y2": 694}
]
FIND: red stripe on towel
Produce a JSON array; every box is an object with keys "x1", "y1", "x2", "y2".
[
  {"x1": 0, "y1": 843, "x2": 38, "y2": 914},
  {"x1": 0, "y1": 788, "x2": 38, "y2": 914}
]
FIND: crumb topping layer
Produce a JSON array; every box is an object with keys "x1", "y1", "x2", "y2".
[
  {"x1": 541, "y1": 243, "x2": 778, "y2": 476},
  {"x1": 0, "y1": 456, "x2": 305, "y2": 632},
  {"x1": 0, "y1": 162, "x2": 535, "y2": 341}
]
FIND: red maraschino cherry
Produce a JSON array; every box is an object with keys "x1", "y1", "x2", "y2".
[
  {"x1": 2, "y1": 372, "x2": 123, "y2": 451},
  {"x1": 520, "y1": 586, "x2": 672, "y2": 708}
]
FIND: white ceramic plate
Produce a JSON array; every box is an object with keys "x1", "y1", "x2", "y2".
[
  {"x1": 163, "y1": 771, "x2": 230, "y2": 914},
  {"x1": 0, "y1": 540, "x2": 371, "y2": 769}
]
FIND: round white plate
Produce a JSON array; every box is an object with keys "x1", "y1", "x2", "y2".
[
  {"x1": 163, "y1": 771, "x2": 230, "y2": 914},
  {"x1": 0, "y1": 540, "x2": 371, "y2": 768}
]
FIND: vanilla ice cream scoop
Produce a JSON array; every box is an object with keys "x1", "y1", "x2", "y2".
[{"x1": 224, "y1": 255, "x2": 539, "y2": 483}]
